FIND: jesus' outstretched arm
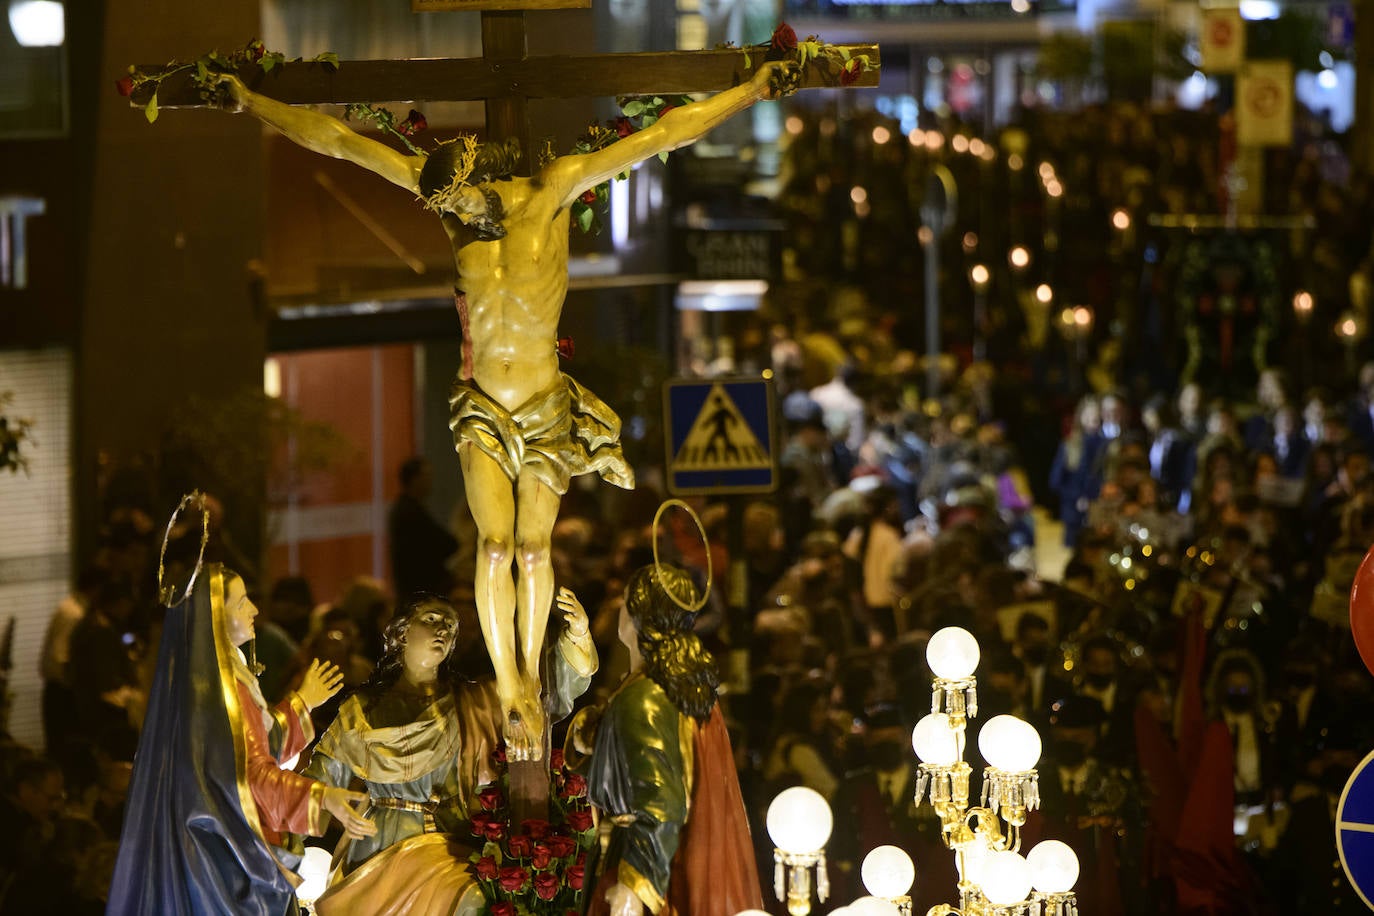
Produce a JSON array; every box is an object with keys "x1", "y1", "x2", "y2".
[
  {"x1": 216, "y1": 74, "x2": 422, "y2": 192},
  {"x1": 542, "y1": 60, "x2": 799, "y2": 210}
]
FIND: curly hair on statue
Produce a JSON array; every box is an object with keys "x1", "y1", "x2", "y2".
[
  {"x1": 625, "y1": 564, "x2": 719, "y2": 722},
  {"x1": 355, "y1": 595, "x2": 469, "y2": 699}
]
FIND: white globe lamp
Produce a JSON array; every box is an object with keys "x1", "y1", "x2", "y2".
[
  {"x1": 977, "y1": 715, "x2": 1042, "y2": 772},
  {"x1": 911, "y1": 713, "x2": 960, "y2": 765},
  {"x1": 295, "y1": 846, "x2": 331, "y2": 904},
  {"x1": 956, "y1": 835, "x2": 995, "y2": 885},
  {"x1": 1027, "y1": 839, "x2": 1080, "y2": 894},
  {"x1": 981, "y1": 850, "x2": 1033, "y2": 906},
  {"x1": 767, "y1": 786, "x2": 834, "y2": 854},
  {"x1": 926, "y1": 627, "x2": 980, "y2": 679},
  {"x1": 847, "y1": 897, "x2": 902, "y2": 916},
  {"x1": 861, "y1": 845, "x2": 915, "y2": 898}
]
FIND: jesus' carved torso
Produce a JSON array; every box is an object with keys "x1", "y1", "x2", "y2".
[{"x1": 444, "y1": 180, "x2": 569, "y2": 408}]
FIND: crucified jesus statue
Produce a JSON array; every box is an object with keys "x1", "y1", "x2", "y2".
[{"x1": 217, "y1": 61, "x2": 798, "y2": 760}]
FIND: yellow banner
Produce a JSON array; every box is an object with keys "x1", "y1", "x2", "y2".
[
  {"x1": 1237, "y1": 59, "x2": 1294, "y2": 147},
  {"x1": 1201, "y1": 8, "x2": 1245, "y2": 72}
]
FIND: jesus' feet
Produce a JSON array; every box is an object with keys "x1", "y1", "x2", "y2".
[{"x1": 503, "y1": 691, "x2": 547, "y2": 762}]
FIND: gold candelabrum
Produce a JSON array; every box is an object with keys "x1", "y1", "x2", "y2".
[{"x1": 911, "y1": 627, "x2": 1081, "y2": 916}]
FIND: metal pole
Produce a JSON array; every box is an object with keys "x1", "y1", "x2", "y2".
[{"x1": 925, "y1": 238, "x2": 941, "y2": 397}]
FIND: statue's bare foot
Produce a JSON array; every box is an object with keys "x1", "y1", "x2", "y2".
[{"x1": 504, "y1": 692, "x2": 547, "y2": 762}]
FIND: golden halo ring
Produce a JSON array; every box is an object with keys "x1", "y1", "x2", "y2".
[
  {"x1": 158, "y1": 490, "x2": 210, "y2": 608},
  {"x1": 651, "y1": 498, "x2": 712, "y2": 614}
]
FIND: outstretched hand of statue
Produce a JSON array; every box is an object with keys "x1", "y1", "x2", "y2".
[
  {"x1": 604, "y1": 882, "x2": 646, "y2": 916},
  {"x1": 208, "y1": 73, "x2": 248, "y2": 112},
  {"x1": 755, "y1": 60, "x2": 803, "y2": 100},
  {"x1": 556, "y1": 587, "x2": 597, "y2": 680},
  {"x1": 557, "y1": 587, "x2": 589, "y2": 638},
  {"x1": 296, "y1": 659, "x2": 345, "y2": 710},
  {"x1": 322, "y1": 786, "x2": 377, "y2": 840}
]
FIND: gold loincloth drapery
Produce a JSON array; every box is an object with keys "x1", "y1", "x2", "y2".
[{"x1": 449, "y1": 372, "x2": 634, "y2": 495}]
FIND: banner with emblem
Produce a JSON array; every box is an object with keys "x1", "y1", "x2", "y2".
[
  {"x1": 1201, "y1": 8, "x2": 1245, "y2": 72},
  {"x1": 1236, "y1": 59, "x2": 1294, "y2": 147}
]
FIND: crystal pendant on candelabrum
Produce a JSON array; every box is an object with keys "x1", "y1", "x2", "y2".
[
  {"x1": 773, "y1": 849, "x2": 828, "y2": 916},
  {"x1": 980, "y1": 767, "x2": 1041, "y2": 819},
  {"x1": 915, "y1": 760, "x2": 972, "y2": 811},
  {"x1": 1034, "y1": 891, "x2": 1079, "y2": 916},
  {"x1": 930, "y1": 675, "x2": 978, "y2": 727}
]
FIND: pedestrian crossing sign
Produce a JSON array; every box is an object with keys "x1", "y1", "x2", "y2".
[{"x1": 663, "y1": 377, "x2": 776, "y2": 495}]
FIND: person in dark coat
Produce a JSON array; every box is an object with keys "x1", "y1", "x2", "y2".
[
  {"x1": 387, "y1": 457, "x2": 458, "y2": 602},
  {"x1": 1050, "y1": 397, "x2": 1105, "y2": 548}
]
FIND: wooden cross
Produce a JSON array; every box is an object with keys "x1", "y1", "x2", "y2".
[{"x1": 145, "y1": 7, "x2": 879, "y2": 175}]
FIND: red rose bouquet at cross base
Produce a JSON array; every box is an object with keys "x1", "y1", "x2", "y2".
[{"x1": 468, "y1": 744, "x2": 596, "y2": 914}]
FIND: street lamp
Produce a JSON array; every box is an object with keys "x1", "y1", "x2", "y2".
[
  {"x1": 8, "y1": 0, "x2": 62, "y2": 46},
  {"x1": 1009, "y1": 247, "x2": 1031, "y2": 271},
  {"x1": 1292, "y1": 290, "x2": 1314, "y2": 322},
  {"x1": 970, "y1": 264, "x2": 990, "y2": 361},
  {"x1": 769, "y1": 787, "x2": 834, "y2": 915}
]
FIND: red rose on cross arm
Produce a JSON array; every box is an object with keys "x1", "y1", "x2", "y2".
[
  {"x1": 546, "y1": 835, "x2": 577, "y2": 858},
  {"x1": 478, "y1": 785, "x2": 504, "y2": 811},
  {"x1": 567, "y1": 863, "x2": 585, "y2": 890},
  {"x1": 115, "y1": 76, "x2": 135, "y2": 97},
  {"x1": 533, "y1": 871, "x2": 561, "y2": 901},
  {"x1": 559, "y1": 773, "x2": 588, "y2": 798},
  {"x1": 771, "y1": 23, "x2": 798, "y2": 53},
  {"x1": 531, "y1": 844, "x2": 553, "y2": 870},
  {"x1": 497, "y1": 865, "x2": 530, "y2": 893},
  {"x1": 557, "y1": 336, "x2": 576, "y2": 359},
  {"x1": 840, "y1": 58, "x2": 864, "y2": 86},
  {"x1": 247, "y1": 40, "x2": 266, "y2": 62},
  {"x1": 507, "y1": 833, "x2": 534, "y2": 858},
  {"x1": 550, "y1": 749, "x2": 565, "y2": 770},
  {"x1": 522, "y1": 818, "x2": 552, "y2": 840},
  {"x1": 578, "y1": 190, "x2": 596, "y2": 205},
  {"x1": 614, "y1": 116, "x2": 635, "y2": 138},
  {"x1": 405, "y1": 109, "x2": 427, "y2": 133},
  {"x1": 473, "y1": 855, "x2": 499, "y2": 880},
  {"x1": 566, "y1": 808, "x2": 594, "y2": 832},
  {"x1": 491, "y1": 904, "x2": 516, "y2": 916}
]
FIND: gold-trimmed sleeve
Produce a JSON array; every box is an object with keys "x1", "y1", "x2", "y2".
[
  {"x1": 308, "y1": 780, "x2": 327, "y2": 835},
  {"x1": 289, "y1": 691, "x2": 315, "y2": 745}
]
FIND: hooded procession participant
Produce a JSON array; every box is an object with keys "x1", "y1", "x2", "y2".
[
  {"x1": 578, "y1": 563, "x2": 763, "y2": 916},
  {"x1": 108, "y1": 495, "x2": 373, "y2": 916}
]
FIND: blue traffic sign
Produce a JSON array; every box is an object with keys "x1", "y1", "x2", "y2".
[
  {"x1": 1337, "y1": 747, "x2": 1374, "y2": 909},
  {"x1": 663, "y1": 377, "x2": 776, "y2": 495}
]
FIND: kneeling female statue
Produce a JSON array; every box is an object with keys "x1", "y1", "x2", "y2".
[{"x1": 305, "y1": 589, "x2": 595, "y2": 915}]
